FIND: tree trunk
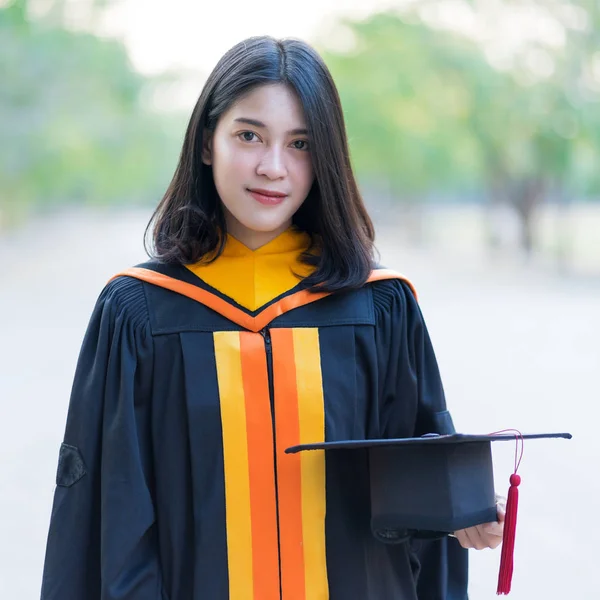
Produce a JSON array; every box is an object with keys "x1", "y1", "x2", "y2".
[
  {"x1": 519, "y1": 211, "x2": 535, "y2": 255},
  {"x1": 510, "y1": 177, "x2": 546, "y2": 256},
  {"x1": 553, "y1": 180, "x2": 572, "y2": 274},
  {"x1": 483, "y1": 174, "x2": 507, "y2": 253}
]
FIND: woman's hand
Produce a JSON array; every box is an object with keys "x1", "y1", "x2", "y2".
[{"x1": 453, "y1": 495, "x2": 506, "y2": 550}]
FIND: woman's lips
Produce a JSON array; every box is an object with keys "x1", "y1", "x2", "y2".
[{"x1": 247, "y1": 189, "x2": 287, "y2": 206}]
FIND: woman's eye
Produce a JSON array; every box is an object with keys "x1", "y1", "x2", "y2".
[
  {"x1": 291, "y1": 140, "x2": 309, "y2": 151},
  {"x1": 239, "y1": 131, "x2": 258, "y2": 142}
]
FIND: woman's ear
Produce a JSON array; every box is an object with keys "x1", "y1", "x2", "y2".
[{"x1": 201, "y1": 130, "x2": 213, "y2": 165}]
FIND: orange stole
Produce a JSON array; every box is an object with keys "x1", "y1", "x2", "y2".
[
  {"x1": 213, "y1": 328, "x2": 329, "y2": 599},
  {"x1": 213, "y1": 331, "x2": 280, "y2": 600},
  {"x1": 108, "y1": 268, "x2": 417, "y2": 333},
  {"x1": 271, "y1": 328, "x2": 328, "y2": 599}
]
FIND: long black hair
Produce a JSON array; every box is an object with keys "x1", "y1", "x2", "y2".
[{"x1": 147, "y1": 36, "x2": 375, "y2": 292}]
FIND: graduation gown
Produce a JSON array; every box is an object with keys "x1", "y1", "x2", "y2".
[{"x1": 41, "y1": 231, "x2": 468, "y2": 600}]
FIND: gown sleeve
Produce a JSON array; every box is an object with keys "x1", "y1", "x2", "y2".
[
  {"x1": 373, "y1": 279, "x2": 469, "y2": 600},
  {"x1": 40, "y1": 277, "x2": 163, "y2": 600}
]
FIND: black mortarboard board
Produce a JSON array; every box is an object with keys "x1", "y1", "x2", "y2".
[{"x1": 285, "y1": 432, "x2": 572, "y2": 544}]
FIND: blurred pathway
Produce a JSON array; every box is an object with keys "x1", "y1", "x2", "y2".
[{"x1": 0, "y1": 208, "x2": 597, "y2": 598}]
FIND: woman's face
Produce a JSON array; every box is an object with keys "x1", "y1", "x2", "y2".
[{"x1": 202, "y1": 83, "x2": 315, "y2": 249}]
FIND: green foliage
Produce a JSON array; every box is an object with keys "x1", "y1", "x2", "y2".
[
  {"x1": 2, "y1": 0, "x2": 598, "y2": 236},
  {"x1": 0, "y1": 0, "x2": 182, "y2": 226},
  {"x1": 322, "y1": 16, "x2": 486, "y2": 196},
  {"x1": 318, "y1": 3, "x2": 600, "y2": 207}
]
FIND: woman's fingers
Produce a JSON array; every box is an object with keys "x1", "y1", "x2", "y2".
[
  {"x1": 454, "y1": 520, "x2": 504, "y2": 550},
  {"x1": 467, "y1": 526, "x2": 489, "y2": 550},
  {"x1": 454, "y1": 526, "x2": 486, "y2": 550},
  {"x1": 482, "y1": 522, "x2": 504, "y2": 549},
  {"x1": 483, "y1": 520, "x2": 504, "y2": 538},
  {"x1": 496, "y1": 494, "x2": 507, "y2": 511},
  {"x1": 454, "y1": 529, "x2": 472, "y2": 549},
  {"x1": 496, "y1": 504, "x2": 506, "y2": 524},
  {"x1": 487, "y1": 535, "x2": 503, "y2": 549},
  {"x1": 452, "y1": 495, "x2": 508, "y2": 550}
]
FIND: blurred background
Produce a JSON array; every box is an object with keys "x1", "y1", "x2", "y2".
[{"x1": 0, "y1": 0, "x2": 598, "y2": 597}]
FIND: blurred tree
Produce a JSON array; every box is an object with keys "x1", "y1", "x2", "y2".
[
  {"x1": 0, "y1": 0, "x2": 183, "y2": 228},
  {"x1": 475, "y1": 0, "x2": 600, "y2": 254},
  {"x1": 321, "y1": 15, "x2": 483, "y2": 199},
  {"x1": 320, "y1": 15, "x2": 490, "y2": 243},
  {"x1": 319, "y1": 2, "x2": 600, "y2": 255}
]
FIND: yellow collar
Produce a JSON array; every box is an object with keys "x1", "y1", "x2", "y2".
[{"x1": 186, "y1": 227, "x2": 316, "y2": 311}]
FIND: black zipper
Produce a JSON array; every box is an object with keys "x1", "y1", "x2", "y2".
[{"x1": 261, "y1": 327, "x2": 283, "y2": 599}]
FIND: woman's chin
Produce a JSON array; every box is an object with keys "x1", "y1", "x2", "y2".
[{"x1": 228, "y1": 215, "x2": 293, "y2": 236}]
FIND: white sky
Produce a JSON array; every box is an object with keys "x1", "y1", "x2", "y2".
[
  {"x1": 35, "y1": 0, "x2": 567, "y2": 110},
  {"x1": 95, "y1": 0, "x2": 566, "y2": 76},
  {"x1": 86, "y1": 0, "x2": 410, "y2": 109},
  {"x1": 99, "y1": 0, "x2": 407, "y2": 76}
]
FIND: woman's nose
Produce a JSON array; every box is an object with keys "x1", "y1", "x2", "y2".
[{"x1": 256, "y1": 147, "x2": 287, "y2": 180}]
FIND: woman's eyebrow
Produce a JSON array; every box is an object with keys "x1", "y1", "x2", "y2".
[{"x1": 233, "y1": 117, "x2": 308, "y2": 136}]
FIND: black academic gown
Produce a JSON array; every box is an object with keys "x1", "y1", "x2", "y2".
[{"x1": 40, "y1": 261, "x2": 468, "y2": 600}]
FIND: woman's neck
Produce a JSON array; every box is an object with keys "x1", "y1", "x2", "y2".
[{"x1": 224, "y1": 213, "x2": 292, "y2": 251}]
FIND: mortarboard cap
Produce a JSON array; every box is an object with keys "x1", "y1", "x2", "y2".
[
  {"x1": 286, "y1": 431, "x2": 572, "y2": 594},
  {"x1": 287, "y1": 432, "x2": 570, "y2": 541}
]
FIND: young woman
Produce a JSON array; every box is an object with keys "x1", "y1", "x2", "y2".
[{"x1": 41, "y1": 36, "x2": 503, "y2": 599}]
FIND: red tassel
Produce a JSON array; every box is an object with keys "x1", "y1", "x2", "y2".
[
  {"x1": 497, "y1": 473, "x2": 521, "y2": 594},
  {"x1": 487, "y1": 430, "x2": 524, "y2": 596}
]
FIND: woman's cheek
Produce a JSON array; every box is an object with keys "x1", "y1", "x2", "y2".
[
  {"x1": 296, "y1": 157, "x2": 315, "y2": 190},
  {"x1": 229, "y1": 147, "x2": 260, "y2": 172}
]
